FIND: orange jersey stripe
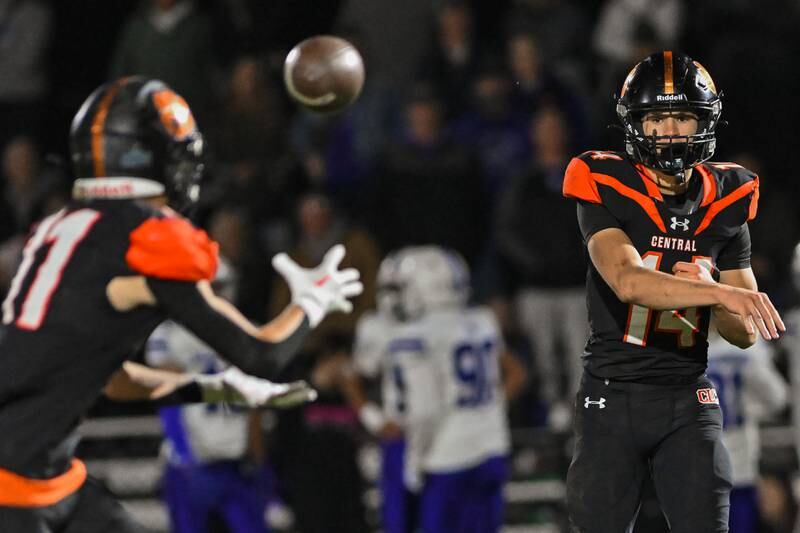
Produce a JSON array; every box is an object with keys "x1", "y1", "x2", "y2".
[
  {"x1": 563, "y1": 158, "x2": 667, "y2": 233},
  {"x1": 663, "y1": 51, "x2": 674, "y2": 94},
  {"x1": 748, "y1": 175, "x2": 760, "y2": 221},
  {"x1": 634, "y1": 163, "x2": 664, "y2": 201},
  {"x1": 592, "y1": 173, "x2": 667, "y2": 233},
  {"x1": 90, "y1": 79, "x2": 127, "y2": 177},
  {"x1": 694, "y1": 179, "x2": 759, "y2": 236},
  {"x1": 695, "y1": 165, "x2": 718, "y2": 207},
  {"x1": 563, "y1": 158, "x2": 601, "y2": 203},
  {"x1": 0, "y1": 459, "x2": 86, "y2": 507}
]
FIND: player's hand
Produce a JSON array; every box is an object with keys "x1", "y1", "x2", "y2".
[
  {"x1": 272, "y1": 244, "x2": 364, "y2": 327},
  {"x1": 198, "y1": 367, "x2": 318, "y2": 408},
  {"x1": 672, "y1": 261, "x2": 716, "y2": 283},
  {"x1": 715, "y1": 285, "x2": 786, "y2": 340}
]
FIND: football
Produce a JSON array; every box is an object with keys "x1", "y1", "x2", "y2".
[{"x1": 283, "y1": 35, "x2": 365, "y2": 114}]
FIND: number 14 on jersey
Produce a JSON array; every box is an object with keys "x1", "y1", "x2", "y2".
[{"x1": 623, "y1": 253, "x2": 713, "y2": 348}]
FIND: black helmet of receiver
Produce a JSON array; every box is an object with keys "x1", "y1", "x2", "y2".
[
  {"x1": 69, "y1": 77, "x2": 204, "y2": 212},
  {"x1": 616, "y1": 51, "x2": 722, "y2": 181}
]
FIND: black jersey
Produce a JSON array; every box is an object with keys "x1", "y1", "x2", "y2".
[
  {"x1": 0, "y1": 199, "x2": 218, "y2": 478},
  {"x1": 563, "y1": 151, "x2": 759, "y2": 384}
]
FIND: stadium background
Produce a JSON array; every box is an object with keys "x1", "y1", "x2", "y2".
[{"x1": 1, "y1": 0, "x2": 799, "y2": 531}]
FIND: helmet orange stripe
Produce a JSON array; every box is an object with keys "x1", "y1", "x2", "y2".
[
  {"x1": 663, "y1": 51, "x2": 674, "y2": 94},
  {"x1": 90, "y1": 79, "x2": 127, "y2": 177}
]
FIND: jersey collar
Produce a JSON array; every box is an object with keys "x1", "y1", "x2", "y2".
[{"x1": 634, "y1": 163, "x2": 717, "y2": 207}]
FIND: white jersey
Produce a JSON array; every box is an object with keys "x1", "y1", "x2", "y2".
[
  {"x1": 706, "y1": 336, "x2": 787, "y2": 486},
  {"x1": 354, "y1": 307, "x2": 510, "y2": 489},
  {"x1": 146, "y1": 321, "x2": 250, "y2": 465}
]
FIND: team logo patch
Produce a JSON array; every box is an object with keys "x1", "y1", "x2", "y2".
[
  {"x1": 584, "y1": 396, "x2": 606, "y2": 409},
  {"x1": 152, "y1": 90, "x2": 197, "y2": 141},
  {"x1": 670, "y1": 217, "x2": 690, "y2": 231},
  {"x1": 693, "y1": 61, "x2": 717, "y2": 94},
  {"x1": 696, "y1": 388, "x2": 719, "y2": 405}
]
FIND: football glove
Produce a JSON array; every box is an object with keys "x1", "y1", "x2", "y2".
[
  {"x1": 272, "y1": 244, "x2": 363, "y2": 327},
  {"x1": 198, "y1": 367, "x2": 318, "y2": 408}
]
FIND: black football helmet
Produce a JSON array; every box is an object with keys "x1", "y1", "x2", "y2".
[
  {"x1": 69, "y1": 77, "x2": 204, "y2": 212},
  {"x1": 616, "y1": 51, "x2": 722, "y2": 181}
]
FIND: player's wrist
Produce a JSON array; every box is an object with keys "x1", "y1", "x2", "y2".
[
  {"x1": 710, "y1": 283, "x2": 731, "y2": 307},
  {"x1": 295, "y1": 293, "x2": 326, "y2": 327}
]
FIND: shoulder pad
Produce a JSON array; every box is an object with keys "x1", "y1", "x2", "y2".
[
  {"x1": 564, "y1": 151, "x2": 668, "y2": 232},
  {"x1": 563, "y1": 151, "x2": 634, "y2": 203},
  {"x1": 563, "y1": 156, "x2": 600, "y2": 203},
  {"x1": 698, "y1": 162, "x2": 759, "y2": 222},
  {"x1": 126, "y1": 214, "x2": 219, "y2": 281},
  {"x1": 704, "y1": 161, "x2": 758, "y2": 183}
]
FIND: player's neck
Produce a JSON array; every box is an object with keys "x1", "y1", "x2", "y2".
[
  {"x1": 144, "y1": 196, "x2": 169, "y2": 208},
  {"x1": 643, "y1": 167, "x2": 693, "y2": 196}
]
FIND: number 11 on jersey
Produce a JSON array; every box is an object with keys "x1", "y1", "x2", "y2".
[
  {"x1": 2, "y1": 209, "x2": 101, "y2": 330},
  {"x1": 623, "y1": 253, "x2": 711, "y2": 348}
]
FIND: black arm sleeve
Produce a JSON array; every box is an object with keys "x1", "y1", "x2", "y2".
[
  {"x1": 146, "y1": 278, "x2": 310, "y2": 380},
  {"x1": 716, "y1": 224, "x2": 752, "y2": 271},
  {"x1": 150, "y1": 381, "x2": 204, "y2": 406},
  {"x1": 576, "y1": 200, "x2": 622, "y2": 243}
]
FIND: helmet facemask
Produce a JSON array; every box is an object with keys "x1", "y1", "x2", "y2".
[
  {"x1": 164, "y1": 136, "x2": 205, "y2": 213},
  {"x1": 617, "y1": 99, "x2": 721, "y2": 182}
]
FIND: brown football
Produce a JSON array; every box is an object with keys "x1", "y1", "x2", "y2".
[{"x1": 283, "y1": 35, "x2": 365, "y2": 114}]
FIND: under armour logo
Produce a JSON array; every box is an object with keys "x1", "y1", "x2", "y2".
[
  {"x1": 584, "y1": 396, "x2": 606, "y2": 409},
  {"x1": 670, "y1": 217, "x2": 690, "y2": 231}
]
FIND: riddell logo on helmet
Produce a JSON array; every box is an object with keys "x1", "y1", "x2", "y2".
[
  {"x1": 656, "y1": 94, "x2": 688, "y2": 102},
  {"x1": 84, "y1": 183, "x2": 134, "y2": 197}
]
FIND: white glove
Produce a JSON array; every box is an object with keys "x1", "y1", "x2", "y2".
[
  {"x1": 358, "y1": 402, "x2": 387, "y2": 435},
  {"x1": 197, "y1": 367, "x2": 318, "y2": 408},
  {"x1": 272, "y1": 244, "x2": 364, "y2": 327}
]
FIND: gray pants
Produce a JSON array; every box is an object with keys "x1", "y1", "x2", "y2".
[{"x1": 515, "y1": 286, "x2": 587, "y2": 404}]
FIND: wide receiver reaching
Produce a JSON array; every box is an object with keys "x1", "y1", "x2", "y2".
[
  {"x1": 0, "y1": 77, "x2": 362, "y2": 532},
  {"x1": 562, "y1": 51, "x2": 784, "y2": 532}
]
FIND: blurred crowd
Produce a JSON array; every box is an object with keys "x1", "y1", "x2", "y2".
[{"x1": 4, "y1": 0, "x2": 800, "y2": 531}]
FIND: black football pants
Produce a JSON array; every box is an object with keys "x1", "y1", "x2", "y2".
[
  {"x1": 0, "y1": 477, "x2": 149, "y2": 533},
  {"x1": 566, "y1": 371, "x2": 732, "y2": 533}
]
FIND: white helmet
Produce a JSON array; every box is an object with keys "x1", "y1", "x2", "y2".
[{"x1": 377, "y1": 246, "x2": 470, "y2": 321}]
